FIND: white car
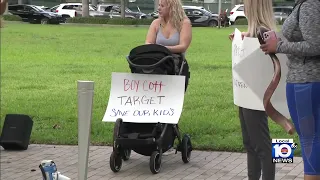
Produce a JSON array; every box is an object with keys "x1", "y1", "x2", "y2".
[
  {"x1": 51, "y1": 3, "x2": 99, "y2": 18},
  {"x1": 49, "y1": 4, "x2": 77, "y2": 18},
  {"x1": 228, "y1": 4, "x2": 245, "y2": 25}
]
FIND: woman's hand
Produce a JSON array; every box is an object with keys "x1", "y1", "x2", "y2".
[
  {"x1": 229, "y1": 32, "x2": 234, "y2": 41},
  {"x1": 260, "y1": 37, "x2": 279, "y2": 54},
  {"x1": 241, "y1": 32, "x2": 250, "y2": 39}
]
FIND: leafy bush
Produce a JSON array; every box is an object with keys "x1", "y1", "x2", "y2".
[
  {"x1": 234, "y1": 18, "x2": 284, "y2": 26},
  {"x1": 234, "y1": 18, "x2": 248, "y2": 25},
  {"x1": 2, "y1": 14, "x2": 22, "y2": 21},
  {"x1": 66, "y1": 17, "x2": 109, "y2": 24},
  {"x1": 66, "y1": 17, "x2": 153, "y2": 25}
]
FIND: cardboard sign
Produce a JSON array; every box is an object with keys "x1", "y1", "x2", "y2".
[
  {"x1": 232, "y1": 28, "x2": 291, "y2": 118},
  {"x1": 102, "y1": 72, "x2": 186, "y2": 124}
]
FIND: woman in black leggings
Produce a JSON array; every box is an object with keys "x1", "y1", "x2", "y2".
[{"x1": 229, "y1": 0, "x2": 277, "y2": 179}]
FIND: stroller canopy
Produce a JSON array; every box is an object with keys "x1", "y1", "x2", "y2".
[{"x1": 127, "y1": 44, "x2": 176, "y2": 75}]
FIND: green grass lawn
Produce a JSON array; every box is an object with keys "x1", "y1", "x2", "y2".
[{"x1": 0, "y1": 23, "x2": 301, "y2": 155}]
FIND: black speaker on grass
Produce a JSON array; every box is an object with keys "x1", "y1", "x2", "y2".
[{"x1": 0, "y1": 114, "x2": 33, "y2": 150}]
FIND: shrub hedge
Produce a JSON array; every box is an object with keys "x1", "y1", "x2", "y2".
[
  {"x1": 233, "y1": 17, "x2": 284, "y2": 25},
  {"x1": 234, "y1": 18, "x2": 248, "y2": 25},
  {"x1": 65, "y1": 17, "x2": 154, "y2": 25},
  {"x1": 2, "y1": 14, "x2": 22, "y2": 21},
  {"x1": 2, "y1": 14, "x2": 284, "y2": 26},
  {"x1": 1, "y1": 15, "x2": 154, "y2": 25}
]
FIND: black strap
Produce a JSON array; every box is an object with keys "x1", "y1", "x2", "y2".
[
  {"x1": 295, "y1": 0, "x2": 320, "y2": 22},
  {"x1": 293, "y1": 0, "x2": 307, "y2": 22}
]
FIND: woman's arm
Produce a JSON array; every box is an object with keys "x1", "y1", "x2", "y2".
[
  {"x1": 145, "y1": 19, "x2": 159, "y2": 44},
  {"x1": 0, "y1": 0, "x2": 8, "y2": 15},
  {"x1": 165, "y1": 18, "x2": 192, "y2": 53},
  {"x1": 276, "y1": 1, "x2": 320, "y2": 56}
]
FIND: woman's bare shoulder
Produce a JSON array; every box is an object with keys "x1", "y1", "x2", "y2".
[
  {"x1": 151, "y1": 18, "x2": 161, "y2": 26},
  {"x1": 182, "y1": 17, "x2": 191, "y2": 25},
  {"x1": 149, "y1": 18, "x2": 161, "y2": 31}
]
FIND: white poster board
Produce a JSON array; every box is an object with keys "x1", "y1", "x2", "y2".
[
  {"x1": 232, "y1": 28, "x2": 291, "y2": 118},
  {"x1": 102, "y1": 72, "x2": 186, "y2": 124}
]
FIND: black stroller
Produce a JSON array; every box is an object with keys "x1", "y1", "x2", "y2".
[{"x1": 109, "y1": 44, "x2": 192, "y2": 174}]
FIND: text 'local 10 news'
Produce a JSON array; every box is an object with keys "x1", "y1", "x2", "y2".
[{"x1": 272, "y1": 139, "x2": 298, "y2": 163}]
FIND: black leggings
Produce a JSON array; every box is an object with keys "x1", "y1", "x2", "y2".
[{"x1": 239, "y1": 107, "x2": 275, "y2": 180}]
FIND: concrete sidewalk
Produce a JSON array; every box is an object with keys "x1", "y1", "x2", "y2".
[{"x1": 1, "y1": 144, "x2": 304, "y2": 180}]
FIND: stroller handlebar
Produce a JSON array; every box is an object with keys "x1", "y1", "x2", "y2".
[{"x1": 126, "y1": 55, "x2": 175, "y2": 69}]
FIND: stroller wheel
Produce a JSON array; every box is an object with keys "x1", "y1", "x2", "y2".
[
  {"x1": 122, "y1": 148, "x2": 131, "y2": 161},
  {"x1": 181, "y1": 134, "x2": 192, "y2": 163},
  {"x1": 113, "y1": 118, "x2": 122, "y2": 152},
  {"x1": 150, "y1": 151, "x2": 162, "y2": 174},
  {"x1": 110, "y1": 151, "x2": 122, "y2": 173}
]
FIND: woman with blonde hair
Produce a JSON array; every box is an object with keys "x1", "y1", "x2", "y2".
[
  {"x1": 145, "y1": 0, "x2": 192, "y2": 54},
  {"x1": 145, "y1": 0, "x2": 192, "y2": 155},
  {"x1": 229, "y1": 0, "x2": 277, "y2": 179}
]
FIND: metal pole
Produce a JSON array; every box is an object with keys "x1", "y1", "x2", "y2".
[
  {"x1": 77, "y1": 80, "x2": 94, "y2": 180},
  {"x1": 154, "y1": 0, "x2": 159, "y2": 12},
  {"x1": 218, "y1": 0, "x2": 222, "y2": 28}
]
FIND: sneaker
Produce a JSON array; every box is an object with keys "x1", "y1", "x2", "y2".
[{"x1": 163, "y1": 147, "x2": 175, "y2": 156}]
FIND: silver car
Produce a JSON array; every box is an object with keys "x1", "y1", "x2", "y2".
[
  {"x1": 273, "y1": 6, "x2": 293, "y2": 23},
  {"x1": 97, "y1": 4, "x2": 148, "y2": 19}
]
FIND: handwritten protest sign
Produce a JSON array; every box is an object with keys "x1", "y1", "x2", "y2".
[
  {"x1": 102, "y1": 72, "x2": 186, "y2": 124},
  {"x1": 232, "y1": 28, "x2": 290, "y2": 118}
]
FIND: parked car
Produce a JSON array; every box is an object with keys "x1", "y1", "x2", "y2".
[
  {"x1": 184, "y1": 6, "x2": 228, "y2": 27},
  {"x1": 229, "y1": 4, "x2": 294, "y2": 25},
  {"x1": 72, "y1": 4, "x2": 109, "y2": 18},
  {"x1": 148, "y1": 6, "x2": 205, "y2": 19},
  {"x1": 147, "y1": 10, "x2": 158, "y2": 19},
  {"x1": 36, "y1": 6, "x2": 50, "y2": 11},
  {"x1": 228, "y1": 4, "x2": 245, "y2": 25},
  {"x1": 47, "y1": 3, "x2": 86, "y2": 19},
  {"x1": 8, "y1": 4, "x2": 64, "y2": 24},
  {"x1": 273, "y1": 6, "x2": 293, "y2": 23},
  {"x1": 147, "y1": 6, "x2": 228, "y2": 27},
  {"x1": 97, "y1": 4, "x2": 148, "y2": 19},
  {"x1": 183, "y1": 5, "x2": 205, "y2": 10}
]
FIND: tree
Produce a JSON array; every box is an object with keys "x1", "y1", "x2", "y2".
[
  {"x1": 82, "y1": 0, "x2": 89, "y2": 17},
  {"x1": 231, "y1": 0, "x2": 237, "y2": 8},
  {"x1": 92, "y1": 0, "x2": 97, "y2": 6},
  {"x1": 121, "y1": 0, "x2": 125, "y2": 18},
  {"x1": 154, "y1": 0, "x2": 159, "y2": 11}
]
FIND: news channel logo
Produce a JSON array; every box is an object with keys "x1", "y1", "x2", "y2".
[{"x1": 272, "y1": 139, "x2": 297, "y2": 163}]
